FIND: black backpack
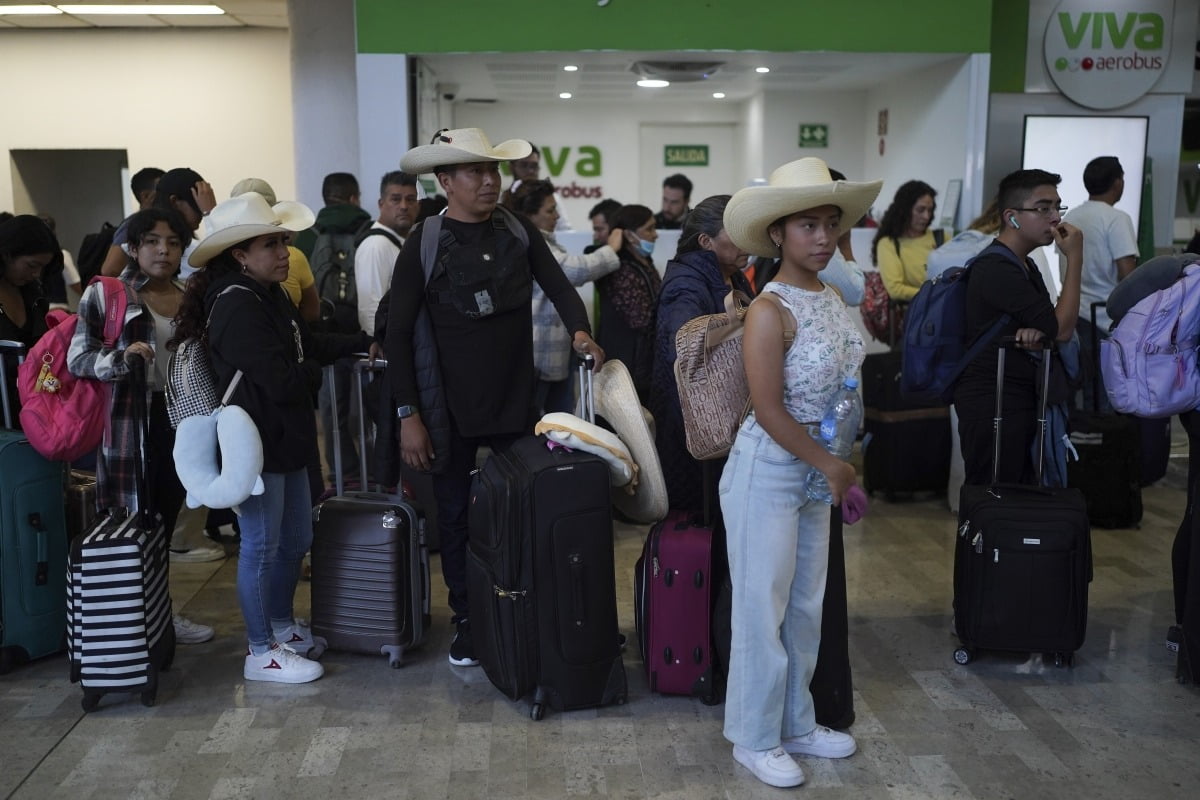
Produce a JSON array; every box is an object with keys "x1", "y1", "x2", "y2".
[
  {"x1": 310, "y1": 219, "x2": 386, "y2": 334},
  {"x1": 76, "y1": 221, "x2": 116, "y2": 287}
]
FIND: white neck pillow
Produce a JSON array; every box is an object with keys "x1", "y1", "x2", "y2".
[{"x1": 173, "y1": 405, "x2": 266, "y2": 512}]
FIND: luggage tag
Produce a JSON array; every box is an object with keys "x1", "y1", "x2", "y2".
[{"x1": 35, "y1": 354, "x2": 61, "y2": 393}]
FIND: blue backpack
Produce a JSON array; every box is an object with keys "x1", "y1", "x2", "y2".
[{"x1": 899, "y1": 243, "x2": 1017, "y2": 404}]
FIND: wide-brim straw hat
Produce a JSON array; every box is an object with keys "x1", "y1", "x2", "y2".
[
  {"x1": 400, "y1": 127, "x2": 532, "y2": 175},
  {"x1": 724, "y1": 158, "x2": 882, "y2": 258},
  {"x1": 593, "y1": 359, "x2": 668, "y2": 524},
  {"x1": 189, "y1": 191, "x2": 314, "y2": 268}
]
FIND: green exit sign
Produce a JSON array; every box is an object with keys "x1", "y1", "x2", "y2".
[
  {"x1": 665, "y1": 145, "x2": 709, "y2": 167},
  {"x1": 799, "y1": 124, "x2": 829, "y2": 148}
]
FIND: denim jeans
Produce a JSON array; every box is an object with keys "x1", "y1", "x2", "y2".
[
  {"x1": 719, "y1": 416, "x2": 831, "y2": 750},
  {"x1": 236, "y1": 469, "x2": 313, "y2": 651}
]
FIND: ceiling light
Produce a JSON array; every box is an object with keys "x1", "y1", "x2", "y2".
[
  {"x1": 636, "y1": 79, "x2": 670, "y2": 88},
  {"x1": 712, "y1": 92, "x2": 726, "y2": 99},
  {"x1": 0, "y1": 5, "x2": 63, "y2": 13},
  {"x1": 559, "y1": 92, "x2": 573, "y2": 99},
  {"x1": 57, "y1": 4, "x2": 225, "y2": 14},
  {"x1": 756, "y1": 66, "x2": 771, "y2": 73},
  {"x1": 563, "y1": 65, "x2": 578, "y2": 72}
]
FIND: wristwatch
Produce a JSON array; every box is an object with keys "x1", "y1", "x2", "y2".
[{"x1": 396, "y1": 404, "x2": 417, "y2": 420}]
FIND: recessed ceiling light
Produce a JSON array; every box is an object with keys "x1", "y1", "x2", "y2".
[
  {"x1": 57, "y1": 4, "x2": 225, "y2": 14},
  {"x1": 0, "y1": 5, "x2": 63, "y2": 13},
  {"x1": 563, "y1": 65, "x2": 578, "y2": 72},
  {"x1": 636, "y1": 79, "x2": 670, "y2": 88},
  {"x1": 712, "y1": 92, "x2": 726, "y2": 99},
  {"x1": 756, "y1": 66, "x2": 771, "y2": 74},
  {"x1": 559, "y1": 92, "x2": 573, "y2": 99}
]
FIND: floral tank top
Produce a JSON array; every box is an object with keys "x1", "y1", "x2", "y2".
[{"x1": 761, "y1": 281, "x2": 865, "y2": 423}]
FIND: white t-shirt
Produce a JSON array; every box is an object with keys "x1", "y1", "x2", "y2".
[
  {"x1": 1060, "y1": 200, "x2": 1137, "y2": 330},
  {"x1": 354, "y1": 221, "x2": 404, "y2": 334}
]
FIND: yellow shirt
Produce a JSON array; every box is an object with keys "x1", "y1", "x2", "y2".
[
  {"x1": 280, "y1": 246, "x2": 313, "y2": 308},
  {"x1": 876, "y1": 229, "x2": 946, "y2": 302}
]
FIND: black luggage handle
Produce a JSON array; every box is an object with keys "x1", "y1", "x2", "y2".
[
  {"x1": 992, "y1": 336, "x2": 1055, "y2": 488},
  {"x1": 326, "y1": 354, "x2": 388, "y2": 496},
  {"x1": 1089, "y1": 301, "x2": 1105, "y2": 414}
]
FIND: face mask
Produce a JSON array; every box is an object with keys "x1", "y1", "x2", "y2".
[{"x1": 638, "y1": 237, "x2": 655, "y2": 257}]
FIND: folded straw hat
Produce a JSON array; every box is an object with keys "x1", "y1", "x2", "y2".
[
  {"x1": 593, "y1": 360, "x2": 668, "y2": 524},
  {"x1": 723, "y1": 158, "x2": 882, "y2": 258},
  {"x1": 230, "y1": 177, "x2": 277, "y2": 206},
  {"x1": 400, "y1": 128, "x2": 532, "y2": 175},
  {"x1": 189, "y1": 191, "x2": 314, "y2": 268}
]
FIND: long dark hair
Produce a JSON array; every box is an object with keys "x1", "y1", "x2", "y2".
[
  {"x1": 676, "y1": 194, "x2": 731, "y2": 257},
  {"x1": 507, "y1": 179, "x2": 556, "y2": 221},
  {"x1": 168, "y1": 250, "x2": 241, "y2": 351},
  {"x1": 0, "y1": 214, "x2": 61, "y2": 279},
  {"x1": 871, "y1": 180, "x2": 936, "y2": 262},
  {"x1": 611, "y1": 204, "x2": 654, "y2": 261}
]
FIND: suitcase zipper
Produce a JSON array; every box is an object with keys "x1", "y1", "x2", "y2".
[
  {"x1": 493, "y1": 585, "x2": 527, "y2": 599},
  {"x1": 993, "y1": 547, "x2": 999, "y2": 563},
  {"x1": 972, "y1": 532, "x2": 983, "y2": 554}
]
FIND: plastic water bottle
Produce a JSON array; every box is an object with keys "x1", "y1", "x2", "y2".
[{"x1": 807, "y1": 377, "x2": 863, "y2": 504}]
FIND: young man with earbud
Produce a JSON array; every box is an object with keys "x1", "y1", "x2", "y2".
[{"x1": 952, "y1": 168, "x2": 1083, "y2": 486}]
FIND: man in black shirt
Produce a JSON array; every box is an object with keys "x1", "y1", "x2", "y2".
[
  {"x1": 954, "y1": 169, "x2": 1083, "y2": 485},
  {"x1": 385, "y1": 128, "x2": 604, "y2": 667}
]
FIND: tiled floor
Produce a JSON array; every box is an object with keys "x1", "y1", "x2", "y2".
[{"x1": 3, "y1": 474, "x2": 1199, "y2": 799}]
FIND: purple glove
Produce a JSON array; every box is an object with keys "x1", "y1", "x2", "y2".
[{"x1": 841, "y1": 484, "x2": 868, "y2": 525}]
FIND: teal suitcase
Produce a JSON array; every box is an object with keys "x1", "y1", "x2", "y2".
[{"x1": 1, "y1": 342, "x2": 70, "y2": 673}]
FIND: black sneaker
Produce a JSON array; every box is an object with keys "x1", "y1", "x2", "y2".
[{"x1": 449, "y1": 619, "x2": 480, "y2": 667}]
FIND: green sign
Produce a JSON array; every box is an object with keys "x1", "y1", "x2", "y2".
[
  {"x1": 799, "y1": 124, "x2": 829, "y2": 148},
  {"x1": 665, "y1": 145, "x2": 709, "y2": 167}
]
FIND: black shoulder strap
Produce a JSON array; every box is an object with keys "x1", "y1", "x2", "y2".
[
  {"x1": 934, "y1": 228, "x2": 946, "y2": 247},
  {"x1": 356, "y1": 225, "x2": 403, "y2": 249}
]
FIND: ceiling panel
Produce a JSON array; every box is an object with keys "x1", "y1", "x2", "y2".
[{"x1": 0, "y1": 1, "x2": 288, "y2": 28}]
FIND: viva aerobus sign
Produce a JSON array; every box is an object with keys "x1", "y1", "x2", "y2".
[{"x1": 1044, "y1": 0, "x2": 1171, "y2": 109}]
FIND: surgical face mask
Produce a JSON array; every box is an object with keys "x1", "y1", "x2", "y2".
[{"x1": 637, "y1": 237, "x2": 655, "y2": 257}]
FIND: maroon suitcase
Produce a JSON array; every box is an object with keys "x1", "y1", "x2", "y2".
[{"x1": 634, "y1": 510, "x2": 716, "y2": 702}]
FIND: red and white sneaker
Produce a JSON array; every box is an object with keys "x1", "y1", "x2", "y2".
[
  {"x1": 243, "y1": 644, "x2": 324, "y2": 684},
  {"x1": 277, "y1": 622, "x2": 327, "y2": 660}
]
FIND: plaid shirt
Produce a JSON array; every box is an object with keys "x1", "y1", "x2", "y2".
[
  {"x1": 531, "y1": 230, "x2": 619, "y2": 381},
  {"x1": 66, "y1": 265, "x2": 156, "y2": 513}
]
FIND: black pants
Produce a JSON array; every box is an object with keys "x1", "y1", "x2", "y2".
[
  {"x1": 1175, "y1": 410, "x2": 1200, "y2": 626},
  {"x1": 431, "y1": 426, "x2": 522, "y2": 623},
  {"x1": 956, "y1": 396, "x2": 1038, "y2": 486},
  {"x1": 146, "y1": 392, "x2": 186, "y2": 547}
]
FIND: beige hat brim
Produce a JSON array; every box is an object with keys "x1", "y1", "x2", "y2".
[
  {"x1": 593, "y1": 359, "x2": 668, "y2": 524},
  {"x1": 189, "y1": 201, "x2": 314, "y2": 268},
  {"x1": 400, "y1": 137, "x2": 532, "y2": 175},
  {"x1": 724, "y1": 180, "x2": 883, "y2": 259}
]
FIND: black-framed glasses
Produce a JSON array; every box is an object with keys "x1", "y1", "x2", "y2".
[{"x1": 1014, "y1": 205, "x2": 1068, "y2": 217}]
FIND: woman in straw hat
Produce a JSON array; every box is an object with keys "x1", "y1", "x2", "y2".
[
  {"x1": 718, "y1": 157, "x2": 881, "y2": 788},
  {"x1": 173, "y1": 192, "x2": 373, "y2": 685}
]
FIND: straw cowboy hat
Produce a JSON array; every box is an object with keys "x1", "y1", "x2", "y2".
[
  {"x1": 593, "y1": 360, "x2": 668, "y2": 524},
  {"x1": 724, "y1": 158, "x2": 882, "y2": 258},
  {"x1": 189, "y1": 191, "x2": 314, "y2": 268},
  {"x1": 400, "y1": 127, "x2": 532, "y2": 175}
]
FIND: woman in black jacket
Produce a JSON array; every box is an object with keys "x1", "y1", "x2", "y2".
[{"x1": 175, "y1": 192, "x2": 371, "y2": 685}]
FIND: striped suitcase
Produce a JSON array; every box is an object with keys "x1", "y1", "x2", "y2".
[{"x1": 67, "y1": 511, "x2": 175, "y2": 711}]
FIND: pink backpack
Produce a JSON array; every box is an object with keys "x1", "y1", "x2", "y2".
[{"x1": 18, "y1": 277, "x2": 128, "y2": 461}]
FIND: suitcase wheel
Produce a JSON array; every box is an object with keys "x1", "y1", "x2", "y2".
[
  {"x1": 953, "y1": 647, "x2": 973, "y2": 666},
  {"x1": 383, "y1": 645, "x2": 404, "y2": 669},
  {"x1": 1046, "y1": 652, "x2": 1073, "y2": 669},
  {"x1": 140, "y1": 689, "x2": 156, "y2": 708},
  {"x1": 81, "y1": 693, "x2": 100, "y2": 712},
  {"x1": 530, "y1": 702, "x2": 545, "y2": 721}
]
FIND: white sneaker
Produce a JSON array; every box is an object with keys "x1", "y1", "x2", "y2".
[
  {"x1": 173, "y1": 614, "x2": 215, "y2": 644},
  {"x1": 244, "y1": 644, "x2": 324, "y2": 684},
  {"x1": 277, "y1": 622, "x2": 327, "y2": 659},
  {"x1": 783, "y1": 726, "x2": 857, "y2": 759},
  {"x1": 170, "y1": 544, "x2": 226, "y2": 563},
  {"x1": 732, "y1": 745, "x2": 805, "y2": 788}
]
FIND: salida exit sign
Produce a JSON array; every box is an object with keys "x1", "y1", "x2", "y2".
[
  {"x1": 799, "y1": 124, "x2": 829, "y2": 148},
  {"x1": 664, "y1": 145, "x2": 709, "y2": 166}
]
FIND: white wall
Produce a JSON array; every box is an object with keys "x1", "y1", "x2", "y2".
[
  {"x1": 0, "y1": 28, "x2": 295, "y2": 218},
  {"x1": 759, "y1": 89, "x2": 868, "y2": 186},
  {"x1": 862, "y1": 56, "x2": 976, "y2": 227}
]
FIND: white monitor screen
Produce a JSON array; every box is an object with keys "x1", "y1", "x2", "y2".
[{"x1": 1021, "y1": 115, "x2": 1148, "y2": 293}]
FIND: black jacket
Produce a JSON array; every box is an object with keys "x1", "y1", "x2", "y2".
[{"x1": 205, "y1": 272, "x2": 367, "y2": 473}]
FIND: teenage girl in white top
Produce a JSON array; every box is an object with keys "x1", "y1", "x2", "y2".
[{"x1": 718, "y1": 158, "x2": 882, "y2": 789}]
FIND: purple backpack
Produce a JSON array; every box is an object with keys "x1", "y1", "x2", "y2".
[{"x1": 1101, "y1": 263, "x2": 1200, "y2": 417}]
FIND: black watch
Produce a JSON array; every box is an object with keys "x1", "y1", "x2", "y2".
[{"x1": 396, "y1": 404, "x2": 417, "y2": 420}]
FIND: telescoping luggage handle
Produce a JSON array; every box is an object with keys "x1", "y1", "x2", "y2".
[
  {"x1": 1089, "y1": 301, "x2": 1105, "y2": 414},
  {"x1": 991, "y1": 336, "x2": 1055, "y2": 489},
  {"x1": 326, "y1": 355, "x2": 389, "y2": 497},
  {"x1": 578, "y1": 352, "x2": 596, "y2": 425},
  {"x1": 0, "y1": 339, "x2": 26, "y2": 430}
]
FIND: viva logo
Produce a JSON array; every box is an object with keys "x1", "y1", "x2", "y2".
[{"x1": 1043, "y1": 0, "x2": 1172, "y2": 110}]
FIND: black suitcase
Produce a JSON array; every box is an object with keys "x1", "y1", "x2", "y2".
[
  {"x1": 954, "y1": 339, "x2": 1091, "y2": 667},
  {"x1": 1067, "y1": 303, "x2": 1143, "y2": 528},
  {"x1": 467, "y1": 358, "x2": 626, "y2": 720},
  {"x1": 861, "y1": 351, "x2": 951, "y2": 497},
  {"x1": 66, "y1": 359, "x2": 175, "y2": 711},
  {"x1": 311, "y1": 359, "x2": 430, "y2": 667},
  {"x1": 811, "y1": 505, "x2": 854, "y2": 729}
]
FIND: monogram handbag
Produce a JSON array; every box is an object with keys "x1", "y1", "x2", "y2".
[{"x1": 673, "y1": 291, "x2": 795, "y2": 460}]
